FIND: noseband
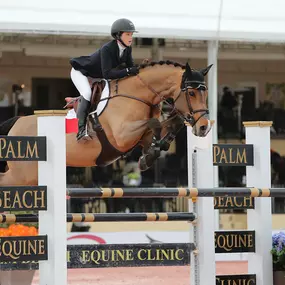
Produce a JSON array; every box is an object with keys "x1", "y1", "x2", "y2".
[{"x1": 174, "y1": 80, "x2": 209, "y2": 127}]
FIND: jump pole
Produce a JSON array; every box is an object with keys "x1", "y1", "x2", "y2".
[
  {"x1": 36, "y1": 110, "x2": 68, "y2": 285},
  {"x1": 245, "y1": 121, "x2": 273, "y2": 285},
  {"x1": 187, "y1": 125, "x2": 216, "y2": 285},
  {"x1": 186, "y1": 121, "x2": 273, "y2": 285}
]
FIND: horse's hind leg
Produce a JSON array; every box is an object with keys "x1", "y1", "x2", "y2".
[
  {"x1": 0, "y1": 170, "x2": 22, "y2": 186},
  {"x1": 0, "y1": 162, "x2": 38, "y2": 186}
]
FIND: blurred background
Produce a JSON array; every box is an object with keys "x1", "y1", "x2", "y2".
[{"x1": 1, "y1": 0, "x2": 285, "y2": 231}]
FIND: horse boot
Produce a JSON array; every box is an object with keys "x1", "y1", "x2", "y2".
[
  {"x1": 148, "y1": 118, "x2": 162, "y2": 152},
  {"x1": 76, "y1": 96, "x2": 91, "y2": 141},
  {"x1": 138, "y1": 118, "x2": 162, "y2": 171},
  {"x1": 159, "y1": 119, "x2": 185, "y2": 151}
]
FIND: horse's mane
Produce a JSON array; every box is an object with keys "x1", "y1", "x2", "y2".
[
  {"x1": 138, "y1": 60, "x2": 186, "y2": 70},
  {"x1": 111, "y1": 60, "x2": 187, "y2": 83}
]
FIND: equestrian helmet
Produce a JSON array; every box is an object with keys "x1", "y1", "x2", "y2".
[{"x1": 111, "y1": 18, "x2": 137, "y2": 38}]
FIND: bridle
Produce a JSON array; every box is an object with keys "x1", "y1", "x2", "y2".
[
  {"x1": 175, "y1": 79, "x2": 209, "y2": 127},
  {"x1": 134, "y1": 75, "x2": 209, "y2": 127},
  {"x1": 95, "y1": 71, "x2": 209, "y2": 127}
]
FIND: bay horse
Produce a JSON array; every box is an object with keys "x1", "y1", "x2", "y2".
[{"x1": 0, "y1": 60, "x2": 212, "y2": 186}]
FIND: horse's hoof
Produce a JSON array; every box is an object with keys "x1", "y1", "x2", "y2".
[{"x1": 160, "y1": 141, "x2": 170, "y2": 151}]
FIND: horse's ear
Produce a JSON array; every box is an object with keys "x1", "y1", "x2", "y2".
[
  {"x1": 200, "y1": 64, "x2": 213, "y2": 76},
  {"x1": 185, "y1": 62, "x2": 192, "y2": 75}
]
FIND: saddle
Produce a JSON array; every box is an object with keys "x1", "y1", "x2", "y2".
[
  {"x1": 64, "y1": 79, "x2": 125, "y2": 167},
  {"x1": 64, "y1": 78, "x2": 106, "y2": 112}
]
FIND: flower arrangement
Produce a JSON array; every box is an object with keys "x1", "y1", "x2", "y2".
[
  {"x1": 0, "y1": 211, "x2": 38, "y2": 237},
  {"x1": 271, "y1": 231, "x2": 285, "y2": 271},
  {"x1": 0, "y1": 224, "x2": 38, "y2": 237}
]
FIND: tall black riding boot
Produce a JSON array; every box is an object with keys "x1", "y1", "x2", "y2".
[{"x1": 76, "y1": 96, "x2": 91, "y2": 141}]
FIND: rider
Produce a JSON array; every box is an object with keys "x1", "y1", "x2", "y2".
[{"x1": 70, "y1": 18, "x2": 139, "y2": 141}]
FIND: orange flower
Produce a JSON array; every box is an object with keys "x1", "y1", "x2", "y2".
[
  {"x1": 0, "y1": 228, "x2": 9, "y2": 237},
  {"x1": 0, "y1": 224, "x2": 39, "y2": 237}
]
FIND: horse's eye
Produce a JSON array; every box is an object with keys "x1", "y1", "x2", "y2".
[{"x1": 189, "y1": 91, "x2": 195, "y2": 96}]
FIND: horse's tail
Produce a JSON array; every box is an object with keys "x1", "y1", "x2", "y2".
[
  {"x1": 0, "y1": 116, "x2": 21, "y2": 172},
  {"x1": 0, "y1": 116, "x2": 20, "y2": 136}
]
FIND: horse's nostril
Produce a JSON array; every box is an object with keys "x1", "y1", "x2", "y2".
[{"x1": 200, "y1": 125, "x2": 207, "y2": 132}]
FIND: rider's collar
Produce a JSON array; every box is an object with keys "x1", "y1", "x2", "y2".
[{"x1": 117, "y1": 41, "x2": 126, "y2": 57}]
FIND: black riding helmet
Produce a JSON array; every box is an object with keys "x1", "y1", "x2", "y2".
[{"x1": 111, "y1": 18, "x2": 137, "y2": 47}]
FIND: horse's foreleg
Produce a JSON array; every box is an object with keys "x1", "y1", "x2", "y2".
[
  {"x1": 159, "y1": 115, "x2": 185, "y2": 151},
  {"x1": 111, "y1": 120, "x2": 149, "y2": 150},
  {"x1": 144, "y1": 118, "x2": 162, "y2": 157},
  {"x1": 139, "y1": 114, "x2": 185, "y2": 171}
]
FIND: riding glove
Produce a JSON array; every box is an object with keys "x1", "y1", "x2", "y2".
[{"x1": 127, "y1": 66, "x2": 139, "y2": 76}]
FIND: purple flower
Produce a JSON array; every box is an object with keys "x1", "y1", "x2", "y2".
[
  {"x1": 272, "y1": 232, "x2": 285, "y2": 271},
  {"x1": 272, "y1": 232, "x2": 285, "y2": 252}
]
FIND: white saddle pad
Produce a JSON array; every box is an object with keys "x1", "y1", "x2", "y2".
[{"x1": 66, "y1": 79, "x2": 110, "y2": 119}]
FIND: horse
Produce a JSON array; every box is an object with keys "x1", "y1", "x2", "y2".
[{"x1": 0, "y1": 60, "x2": 213, "y2": 186}]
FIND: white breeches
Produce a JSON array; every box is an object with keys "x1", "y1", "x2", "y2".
[{"x1": 70, "y1": 68, "x2": 92, "y2": 101}]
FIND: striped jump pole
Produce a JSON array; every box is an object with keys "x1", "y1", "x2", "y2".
[
  {"x1": 245, "y1": 122, "x2": 273, "y2": 285},
  {"x1": 187, "y1": 121, "x2": 273, "y2": 285},
  {"x1": 66, "y1": 187, "x2": 285, "y2": 198},
  {"x1": 187, "y1": 123, "x2": 215, "y2": 285},
  {"x1": 0, "y1": 212, "x2": 197, "y2": 223}
]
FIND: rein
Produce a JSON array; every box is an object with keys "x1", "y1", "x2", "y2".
[
  {"x1": 94, "y1": 77, "x2": 157, "y2": 109},
  {"x1": 93, "y1": 72, "x2": 209, "y2": 127}
]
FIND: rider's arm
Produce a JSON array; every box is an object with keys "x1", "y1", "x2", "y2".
[{"x1": 101, "y1": 46, "x2": 128, "y2": 79}]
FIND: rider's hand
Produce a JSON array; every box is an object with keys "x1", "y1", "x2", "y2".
[{"x1": 127, "y1": 66, "x2": 139, "y2": 76}]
